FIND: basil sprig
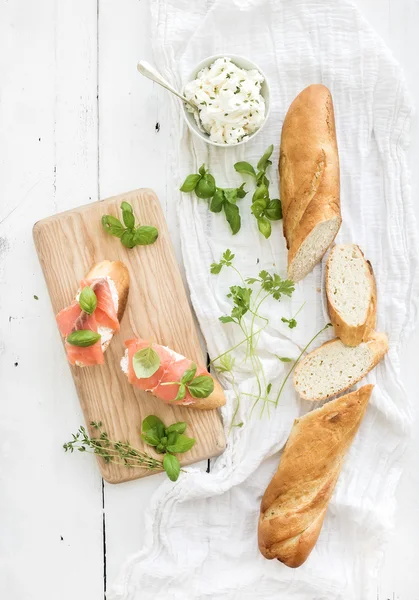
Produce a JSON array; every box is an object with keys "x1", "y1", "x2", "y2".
[
  {"x1": 132, "y1": 346, "x2": 161, "y2": 379},
  {"x1": 234, "y1": 144, "x2": 282, "y2": 239},
  {"x1": 141, "y1": 415, "x2": 196, "y2": 481},
  {"x1": 164, "y1": 362, "x2": 214, "y2": 402},
  {"x1": 180, "y1": 165, "x2": 246, "y2": 235},
  {"x1": 102, "y1": 201, "x2": 158, "y2": 249},
  {"x1": 66, "y1": 330, "x2": 101, "y2": 347},
  {"x1": 78, "y1": 286, "x2": 97, "y2": 315}
]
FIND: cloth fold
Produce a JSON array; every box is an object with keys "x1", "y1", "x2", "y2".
[{"x1": 111, "y1": 1, "x2": 419, "y2": 598}]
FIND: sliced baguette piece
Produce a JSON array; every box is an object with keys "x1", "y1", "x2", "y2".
[
  {"x1": 258, "y1": 385, "x2": 373, "y2": 568},
  {"x1": 293, "y1": 332, "x2": 388, "y2": 401},
  {"x1": 326, "y1": 244, "x2": 376, "y2": 346},
  {"x1": 280, "y1": 84, "x2": 341, "y2": 282},
  {"x1": 121, "y1": 339, "x2": 225, "y2": 410}
]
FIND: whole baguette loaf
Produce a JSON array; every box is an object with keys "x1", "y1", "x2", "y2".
[
  {"x1": 293, "y1": 332, "x2": 388, "y2": 401},
  {"x1": 326, "y1": 244, "x2": 376, "y2": 346},
  {"x1": 258, "y1": 385, "x2": 373, "y2": 568},
  {"x1": 280, "y1": 84, "x2": 341, "y2": 282}
]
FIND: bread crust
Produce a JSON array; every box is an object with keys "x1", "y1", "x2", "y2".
[
  {"x1": 326, "y1": 245, "x2": 376, "y2": 346},
  {"x1": 78, "y1": 260, "x2": 130, "y2": 361},
  {"x1": 280, "y1": 84, "x2": 341, "y2": 281},
  {"x1": 258, "y1": 385, "x2": 374, "y2": 567},
  {"x1": 293, "y1": 332, "x2": 388, "y2": 401}
]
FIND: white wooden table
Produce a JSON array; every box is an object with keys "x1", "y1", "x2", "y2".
[{"x1": 1, "y1": 1, "x2": 418, "y2": 598}]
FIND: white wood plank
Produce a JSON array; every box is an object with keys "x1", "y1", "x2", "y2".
[
  {"x1": 95, "y1": 0, "x2": 188, "y2": 588},
  {"x1": 0, "y1": 1, "x2": 103, "y2": 598}
]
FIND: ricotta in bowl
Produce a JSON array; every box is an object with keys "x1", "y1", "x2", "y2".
[{"x1": 184, "y1": 57, "x2": 266, "y2": 145}]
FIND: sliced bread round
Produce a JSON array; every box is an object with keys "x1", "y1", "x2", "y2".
[
  {"x1": 293, "y1": 332, "x2": 388, "y2": 401},
  {"x1": 326, "y1": 244, "x2": 376, "y2": 346}
]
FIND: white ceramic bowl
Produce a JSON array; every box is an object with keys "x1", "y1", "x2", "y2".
[{"x1": 182, "y1": 54, "x2": 271, "y2": 148}]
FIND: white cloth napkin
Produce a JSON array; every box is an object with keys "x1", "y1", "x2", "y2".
[{"x1": 111, "y1": 0, "x2": 419, "y2": 598}]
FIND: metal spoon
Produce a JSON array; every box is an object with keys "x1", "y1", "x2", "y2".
[{"x1": 137, "y1": 61, "x2": 197, "y2": 111}]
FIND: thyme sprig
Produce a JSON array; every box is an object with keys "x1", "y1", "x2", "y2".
[{"x1": 63, "y1": 422, "x2": 164, "y2": 472}]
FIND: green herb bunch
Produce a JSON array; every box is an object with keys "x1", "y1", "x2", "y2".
[
  {"x1": 234, "y1": 145, "x2": 282, "y2": 238},
  {"x1": 141, "y1": 415, "x2": 196, "y2": 481},
  {"x1": 209, "y1": 250, "x2": 329, "y2": 424},
  {"x1": 180, "y1": 165, "x2": 247, "y2": 234},
  {"x1": 102, "y1": 201, "x2": 158, "y2": 249},
  {"x1": 64, "y1": 417, "x2": 196, "y2": 482}
]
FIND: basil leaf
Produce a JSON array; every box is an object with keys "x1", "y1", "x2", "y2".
[
  {"x1": 210, "y1": 188, "x2": 225, "y2": 213},
  {"x1": 66, "y1": 330, "x2": 101, "y2": 347},
  {"x1": 180, "y1": 173, "x2": 201, "y2": 192},
  {"x1": 195, "y1": 174, "x2": 216, "y2": 199},
  {"x1": 223, "y1": 202, "x2": 241, "y2": 235},
  {"x1": 236, "y1": 183, "x2": 247, "y2": 199},
  {"x1": 167, "y1": 431, "x2": 179, "y2": 446},
  {"x1": 101, "y1": 215, "x2": 125, "y2": 238},
  {"x1": 175, "y1": 383, "x2": 186, "y2": 402},
  {"x1": 256, "y1": 172, "x2": 270, "y2": 187},
  {"x1": 133, "y1": 347, "x2": 161, "y2": 379},
  {"x1": 141, "y1": 428, "x2": 161, "y2": 447},
  {"x1": 122, "y1": 209, "x2": 135, "y2": 229},
  {"x1": 120, "y1": 201, "x2": 133, "y2": 213},
  {"x1": 163, "y1": 453, "x2": 180, "y2": 481},
  {"x1": 223, "y1": 188, "x2": 238, "y2": 204},
  {"x1": 265, "y1": 199, "x2": 282, "y2": 221},
  {"x1": 258, "y1": 217, "x2": 272, "y2": 239},
  {"x1": 234, "y1": 161, "x2": 256, "y2": 177},
  {"x1": 257, "y1": 144, "x2": 274, "y2": 171},
  {"x1": 181, "y1": 363, "x2": 197, "y2": 384},
  {"x1": 156, "y1": 443, "x2": 166, "y2": 453},
  {"x1": 253, "y1": 184, "x2": 269, "y2": 202},
  {"x1": 121, "y1": 230, "x2": 136, "y2": 248},
  {"x1": 187, "y1": 375, "x2": 214, "y2": 399},
  {"x1": 251, "y1": 200, "x2": 267, "y2": 219},
  {"x1": 166, "y1": 434, "x2": 196, "y2": 454},
  {"x1": 134, "y1": 225, "x2": 158, "y2": 246},
  {"x1": 165, "y1": 422, "x2": 187, "y2": 435},
  {"x1": 198, "y1": 164, "x2": 206, "y2": 176},
  {"x1": 79, "y1": 286, "x2": 97, "y2": 315},
  {"x1": 142, "y1": 415, "x2": 165, "y2": 434}
]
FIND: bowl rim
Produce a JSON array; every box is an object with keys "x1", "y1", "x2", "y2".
[{"x1": 182, "y1": 53, "x2": 271, "y2": 148}]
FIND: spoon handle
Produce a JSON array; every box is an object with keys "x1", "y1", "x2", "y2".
[{"x1": 137, "y1": 61, "x2": 194, "y2": 108}]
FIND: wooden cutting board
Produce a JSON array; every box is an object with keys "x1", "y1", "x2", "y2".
[{"x1": 33, "y1": 189, "x2": 225, "y2": 483}]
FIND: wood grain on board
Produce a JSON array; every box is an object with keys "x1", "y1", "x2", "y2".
[{"x1": 33, "y1": 188, "x2": 225, "y2": 483}]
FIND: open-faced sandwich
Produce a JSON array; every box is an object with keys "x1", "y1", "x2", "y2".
[
  {"x1": 121, "y1": 337, "x2": 225, "y2": 410},
  {"x1": 56, "y1": 260, "x2": 130, "y2": 366}
]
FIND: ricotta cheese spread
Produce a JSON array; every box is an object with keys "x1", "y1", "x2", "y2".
[{"x1": 184, "y1": 57, "x2": 266, "y2": 145}]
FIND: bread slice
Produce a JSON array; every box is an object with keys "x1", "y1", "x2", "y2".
[
  {"x1": 258, "y1": 385, "x2": 373, "y2": 567},
  {"x1": 326, "y1": 245, "x2": 376, "y2": 346},
  {"x1": 78, "y1": 260, "x2": 129, "y2": 363},
  {"x1": 293, "y1": 332, "x2": 388, "y2": 401},
  {"x1": 280, "y1": 84, "x2": 341, "y2": 282}
]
